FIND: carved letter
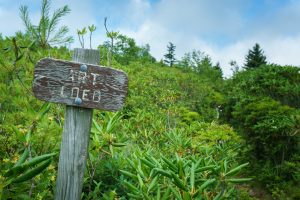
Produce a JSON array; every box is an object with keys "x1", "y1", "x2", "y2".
[
  {"x1": 60, "y1": 86, "x2": 67, "y2": 97},
  {"x1": 93, "y1": 90, "x2": 101, "y2": 102},
  {"x1": 82, "y1": 89, "x2": 90, "y2": 101},
  {"x1": 78, "y1": 71, "x2": 87, "y2": 83},
  {"x1": 68, "y1": 70, "x2": 74, "y2": 82},
  {"x1": 71, "y1": 87, "x2": 79, "y2": 98},
  {"x1": 91, "y1": 73, "x2": 99, "y2": 85}
]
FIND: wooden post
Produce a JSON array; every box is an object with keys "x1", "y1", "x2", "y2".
[
  {"x1": 55, "y1": 48, "x2": 99, "y2": 200},
  {"x1": 32, "y1": 48, "x2": 128, "y2": 199}
]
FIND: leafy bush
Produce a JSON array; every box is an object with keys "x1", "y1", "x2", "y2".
[
  {"x1": 120, "y1": 145, "x2": 251, "y2": 199},
  {"x1": 232, "y1": 98, "x2": 299, "y2": 164},
  {"x1": 222, "y1": 65, "x2": 300, "y2": 197}
]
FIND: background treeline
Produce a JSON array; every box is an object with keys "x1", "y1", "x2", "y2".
[{"x1": 0, "y1": 0, "x2": 299, "y2": 199}]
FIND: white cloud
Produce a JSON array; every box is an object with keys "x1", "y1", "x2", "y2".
[
  {"x1": 152, "y1": 0, "x2": 247, "y2": 37},
  {"x1": 125, "y1": 0, "x2": 151, "y2": 26},
  {"x1": 1, "y1": 0, "x2": 299, "y2": 77},
  {"x1": 263, "y1": 35, "x2": 300, "y2": 66},
  {"x1": 120, "y1": 0, "x2": 300, "y2": 77}
]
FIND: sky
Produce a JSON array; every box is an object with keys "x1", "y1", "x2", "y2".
[{"x1": 0, "y1": 0, "x2": 300, "y2": 76}]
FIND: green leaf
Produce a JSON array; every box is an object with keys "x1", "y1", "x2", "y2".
[
  {"x1": 137, "y1": 164, "x2": 146, "y2": 179},
  {"x1": 92, "y1": 119, "x2": 102, "y2": 132},
  {"x1": 153, "y1": 168, "x2": 172, "y2": 178},
  {"x1": 170, "y1": 186, "x2": 182, "y2": 200},
  {"x1": 4, "y1": 153, "x2": 56, "y2": 178},
  {"x1": 14, "y1": 148, "x2": 29, "y2": 166},
  {"x1": 199, "y1": 178, "x2": 216, "y2": 191},
  {"x1": 4, "y1": 165, "x2": 28, "y2": 178},
  {"x1": 147, "y1": 176, "x2": 158, "y2": 193},
  {"x1": 190, "y1": 163, "x2": 195, "y2": 190},
  {"x1": 111, "y1": 142, "x2": 126, "y2": 147},
  {"x1": 137, "y1": 174, "x2": 144, "y2": 187},
  {"x1": 142, "y1": 191, "x2": 151, "y2": 200},
  {"x1": 226, "y1": 178, "x2": 252, "y2": 183},
  {"x1": 124, "y1": 180, "x2": 139, "y2": 193},
  {"x1": 12, "y1": 159, "x2": 52, "y2": 183},
  {"x1": 120, "y1": 170, "x2": 138, "y2": 179},
  {"x1": 145, "y1": 155, "x2": 161, "y2": 168},
  {"x1": 25, "y1": 128, "x2": 32, "y2": 143},
  {"x1": 25, "y1": 152, "x2": 56, "y2": 168},
  {"x1": 225, "y1": 162, "x2": 249, "y2": 177},
  {"x1": 141, "y1": 158, "x2": 156, "y2": 169},
  {"x1": 88, "y1": 24, "x2": 96, "y2": 32},
  {"x1": 161, "y1": 187, "x2": 171, "y2": 200},
  {"x1": 109, "y1": 144, "x2": 114, "y2": 157},
  {"x1": 127, "y1": 193, "x2": 143, "y2": 199},
  {"x1": 194, "y1": 158, "x2": 203, "y2": 169},
  {"x1": 2, "y1": 47, "x2": 11, "y2": 53},
  {"x1": 16, "y1": 53, "x2": 24, "y2": 62},
  {"x1": 36, "y1": 102, "x2": 51, "y2": 120},
  {"x1": 223, "y1": 159, "x2": 228, "y2": 173},
  {"x1": 156, "y1": 187, "x2": 161, "y2": 200},
  {"x1": 213, "y1": 192, "x2": 222, "y2": 200},
  {"x1": 162, "y1": 156, "x2": 177, "y2": 172},
  {"x1": 12, "y1": 126, "x2": 26, "y2": 142},
  {"x1": 183, "y1": 192, "x2": 192, "y2": 200},
  {"x1": 195, "y1": 165, "x2": 215, "y2": 173},
  {"x1": 171, "y1": 173, "x2": 188, "y2": 192}
]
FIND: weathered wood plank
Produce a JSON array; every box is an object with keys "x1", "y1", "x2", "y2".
[
  {"x1": 33, "y1": 56, "x2": 128, "y2": 111},
  {"x1": 55, "y1": 106, "x2": 92, "y2": 200},
  {"x1": 55, "y1": 48, "x2": 98, "y2": 200}
]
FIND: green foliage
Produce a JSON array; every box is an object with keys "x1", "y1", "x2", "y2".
[
  {"x1": 232, "y1": 65, "x2": 299, "y2": 108},
  {"x1": 179, "y1": 50, "x2": 223, "y2": 81},
  {"x1": 19, "y1": 0, "x2": 73, "y2": 48},
  {"x1": 0, "y1": 33, "x2": 67, "y2": 198},
  {"x1": 77, "y1": 25, "x2": 97, "y2": 49},
  {"x1": 232, "y1": 97, "x2": 299, "y2": 162},
  {"x1": 244, "y1": 43, "x2": 267, "y2": 70},
  {"x1": 0, "y1": 102, "x2": 56, "y2": 198},
  {"x1": 99, "y1": 35, "x2": 155, "y2": 66},
  {"x1": 179, "y1": 107, "x2": 202, "y2": 125},
  {"x1": 222, "y1": 64, "x2": 300, "y2": 197},
  {"x1": 104, "y1": 17, "x2": 120, "y2": 67},
  {"x1": 191, "y1": 122, "x2": 244, "y2": 148},
  {"x1": 88, "y1": 24, "x2": 96, "y2": 49},
  {"x1": 3, "y1": 6, "x2": 300, "y2": 198},
  {"x1": 120, "y1": 145, "x2": 251, "y2": 199},
  {"x1": 77, "y1": 27, "x2": 87, "y2": 48}
]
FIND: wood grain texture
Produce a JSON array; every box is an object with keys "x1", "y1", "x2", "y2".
[
  {"x1": 33, "y1": 51, "x2": 128, "y2": 111},
  {"x1": 55, "y1": 107, "x2": 92, "y2": 200},
  {"x1": 55, "y1": 49, "x2": 97, "y2": 200}
]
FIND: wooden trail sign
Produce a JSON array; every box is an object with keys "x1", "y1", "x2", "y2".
[
  {"x1": 33, "y1": 58, "x2": 128, "y2": 111},
  {"x1": 32, "y1": 48, "x2": 128, "y2": 200}
]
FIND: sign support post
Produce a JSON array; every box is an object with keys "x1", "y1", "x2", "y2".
[
  {"x1": 32, "y1": 46, "x2": 128, "y2": 200},
  {"x1": 32, "y1": 48, "x2": 128, "y2": 199},
  {"x1": 55, "y1": 48, "x2": 99, "y2": 200}
]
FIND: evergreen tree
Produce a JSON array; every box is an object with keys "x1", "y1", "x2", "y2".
[
  {"x1": 164, "y1": 42, "x2": 176, "y2": 66},
  {"x1": 244, "y1": 43, "x2": 267, "y2": 69},
  {"x1": 213, "y1": 62, "x2": 223, "y2": 78}
]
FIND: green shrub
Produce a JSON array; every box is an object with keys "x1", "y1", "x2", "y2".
[
  {"x1": 120, "y1": 146, "x2": 251, "y2": 199},
  {"x1": 232, "y1": 98, "x2": 299, "y2": 163},
  {"x1": 221, "y1": 64, "x2": 300, "y2": 197}
]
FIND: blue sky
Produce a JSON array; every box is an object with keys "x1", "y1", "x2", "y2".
[{"x1": 1, "y1": 0, "x2": 299, "y2": 76}]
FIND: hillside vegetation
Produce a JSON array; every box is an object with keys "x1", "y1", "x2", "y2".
[{"x1": 0, "y1": 1, "x2": 299, "y2": 199}]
